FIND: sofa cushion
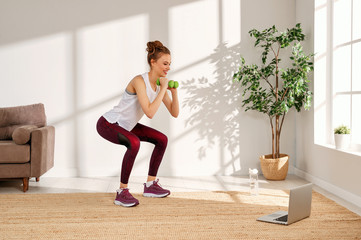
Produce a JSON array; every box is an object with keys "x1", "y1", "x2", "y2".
[
  {"x1": 0, "y1": 163, "x2": 31, "y2": 178},
  {"x1": 0, "y1": 103, "x2": 46, "y2": 140},
  {"x1": 12, "y1": 125, "x2": 38, "y2": 145},
  {"x1": 0, "y1": 141, "x2": 30, "y2": 163}
]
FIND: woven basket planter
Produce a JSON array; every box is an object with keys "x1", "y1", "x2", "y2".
[{"x1": 259, "y1": 154, "x2": 289, "y2": 180}]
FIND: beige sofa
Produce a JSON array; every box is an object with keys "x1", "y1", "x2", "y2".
[{"x1": 0, "y1": 103, "x2": 55, "y2": 192}]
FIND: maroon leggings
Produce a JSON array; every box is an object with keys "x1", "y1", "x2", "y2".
[{"x1": 96, "y1": 116, "x2": 168, "y2": 184}]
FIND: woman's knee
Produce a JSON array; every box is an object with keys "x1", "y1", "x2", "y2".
[
  {"x1": 157, "y1": 133, "x2": 168, "y2": 148},
  {"x1": 117, "y1": 133, "x2": 131, "y2": 148},
  {"x1": 126, "y1": 135, "x2": 140, "y2": 150}
]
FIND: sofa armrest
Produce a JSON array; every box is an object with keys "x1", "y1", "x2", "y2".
[{"x1": 30, "y1": 126, "x2": 55, "y2": 177}]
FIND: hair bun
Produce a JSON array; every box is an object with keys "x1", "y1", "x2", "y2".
[{"x1": 146, "y1": 41, "x2": 164, "y2": 54}]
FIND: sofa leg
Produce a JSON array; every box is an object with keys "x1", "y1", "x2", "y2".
[
  {"x1": 36, "y1": 177, "x2": 40, "y2": 182},
  {"x1": 23, "y1": 177, "x2": 29, "y2": 192}
]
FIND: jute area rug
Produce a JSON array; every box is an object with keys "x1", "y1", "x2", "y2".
[{"x1": 0, "y1": 189, "x2": 360, "y2": 240}]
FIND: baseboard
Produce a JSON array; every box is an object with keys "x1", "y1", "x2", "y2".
[
  {"x1": 293, "y1": 167, "x2": 361, "y2": 209},
  {"x1": 43, "y1": 168, "x2": 78, "y2": 178}
]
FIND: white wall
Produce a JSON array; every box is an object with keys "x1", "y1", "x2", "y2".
[
  {"x1": 1, "y1": 0, "x2": 297, "y2": 179},
  {"x1": 295, "y1": 0, "x2": 361, "y2": 207}
]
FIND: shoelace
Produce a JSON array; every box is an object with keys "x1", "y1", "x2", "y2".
[
  {"x1": 119, "y1": 188, "x2": 135, "y2": 200},
  {"x1": 153, "y1": 179, "x2": 164, "y2": 189}
]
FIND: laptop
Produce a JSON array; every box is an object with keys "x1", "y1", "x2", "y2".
[{"x1": 257, "y1": 183, "x2": 313, "y2": 225}]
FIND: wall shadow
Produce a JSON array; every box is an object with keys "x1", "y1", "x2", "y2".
[
  {"x1": 182, "y1": 42, "x2": 243, "y2": 175},
  {"x1": 0, "y1": 0, "x2": 200, "y2": 47}
]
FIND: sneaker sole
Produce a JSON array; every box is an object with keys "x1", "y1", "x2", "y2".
[
  {"x1": 143, "y1": 192, "x2": 170, "y2": 198},
  {"x1": 114, "y1": 200, "x2": 138, "y2": 207}
]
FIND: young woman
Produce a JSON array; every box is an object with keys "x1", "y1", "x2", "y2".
[{"x1": 96, "y1": 41, "x2": 179, "y2": 207}]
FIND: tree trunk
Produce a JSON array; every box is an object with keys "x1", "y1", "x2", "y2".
[
  {"x1": 274, "y1": 47, "x2": 279, "y2": 159},
  {"x1": 275, "y1": 115, "x2": 280, "y2": 158},
  {"x1": 278, "y1": 114, "x2": 286, "y2": 158},
  {"x1": 276, "y1": 131, "x2": 280, "y2": 158},
  {"x1": 270, "y1": 117, "x2": 275, "y2": 159}
]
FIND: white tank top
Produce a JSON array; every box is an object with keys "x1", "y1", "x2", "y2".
[{"x1": 102, "y1": 72, "x2": 160, "y2": 131}]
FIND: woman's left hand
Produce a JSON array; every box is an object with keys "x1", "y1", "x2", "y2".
[
  {"x1": 162, "y1": 84, "x2": 179, "y2": 118},
  {"x1": 169, "y1": 87, "x2": 178, "y2": 94}
]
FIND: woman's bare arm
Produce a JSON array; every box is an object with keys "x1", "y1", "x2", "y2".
[
  {"x1": 131, "y1": 75, "x2": 168, "y2": 119},
  {"x1": 162, "y1": 88, "x2": 179, "y2": 118}
]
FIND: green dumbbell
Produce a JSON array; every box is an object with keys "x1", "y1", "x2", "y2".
[
  {"x1": 173, "y1": 81, "x2": 179, "y2": 88},
  {"x1": 156, "y1": 78, "x2": 179, "y2": 89}
]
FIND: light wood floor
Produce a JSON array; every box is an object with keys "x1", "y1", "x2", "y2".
[{"x1": 0, "y1": 174, "x2": 360, "y2": 216}]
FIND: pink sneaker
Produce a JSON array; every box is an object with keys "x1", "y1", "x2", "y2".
[
  {"x1": 114, "y1": 188, "x2": 139, "y2": 207},
  {"x1": 143, "y1": 179, "x2": 171, "y2": 198}
]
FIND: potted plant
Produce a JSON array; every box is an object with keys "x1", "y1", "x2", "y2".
[
  {"x1": 233, "y1": 23, "x2": 314, "y2": 180},
  {"x1": 334, "y1": 125, "x2": 351, "y2": 150}
]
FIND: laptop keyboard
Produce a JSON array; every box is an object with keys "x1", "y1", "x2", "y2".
[{"x1": 275, "y1": 215, "x2": 288, "y2": 222}]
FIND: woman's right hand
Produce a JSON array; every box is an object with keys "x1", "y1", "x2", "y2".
[{"x1": 159, "y1": 77, "x2": 169, "y2": 89}]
